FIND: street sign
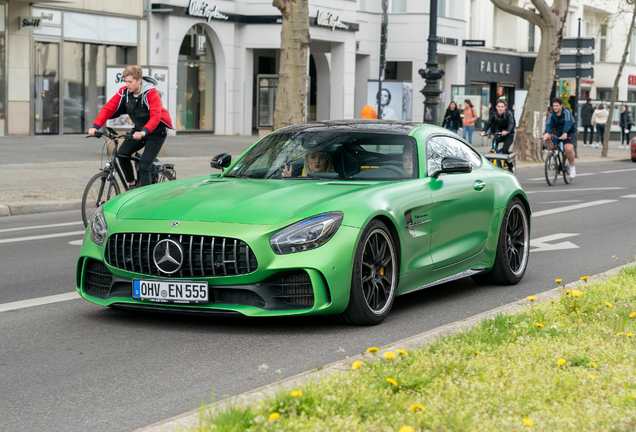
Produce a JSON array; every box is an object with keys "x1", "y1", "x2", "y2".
[
  {"x1": 555, "y1": 67, "x2": 594, "y2": 80},
  {"x1": 463, "y1": 39, "x2": 485, "y2": 47},
  {"x1": 559, "y1": 53, "x2": 594, "y2": 66},
  {"x1": 562, "y1": 37, "x2": 595, "y2": 50}
]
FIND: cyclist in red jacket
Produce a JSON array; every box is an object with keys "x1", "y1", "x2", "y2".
[{"x1": 88, "y1": 65, "x2": 173, "y2": 188}]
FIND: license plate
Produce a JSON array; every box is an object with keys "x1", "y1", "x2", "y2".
[{"x1": 133, "y1": 279, "x2": 209, "y2": 304}]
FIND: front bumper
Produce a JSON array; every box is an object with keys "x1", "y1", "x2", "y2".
[{"x1": 76, "y1": 218, "x2": 360, "y2": 317}]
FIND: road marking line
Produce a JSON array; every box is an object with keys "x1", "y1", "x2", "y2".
[
  {"x1": 526, "y1": 187, "x2": 624, "y2": 194},
  {"x1": 533, "y1": 200, "x2": 617, "y2": 217},
  {"x1": 0, "y1": 221, "x2": 83, "y2": 234},
  {"x1": 537, "y1": 200, "x2": 582, "y2": 204},
  {"x1": 0, "y1": 231, "x2": 86, "y2": 244},
  {"x1": 0, "y1": 292, "x2": 81, "y2": 313},
  {"x1": 621, "y1": 194, "x2": 636, "y2": 198},
  {"x1": 69, "y1": 239, "x2": 84, "y2": 246},
  {"x1": 599, "y1": 168, "x2": 636, "y2": 174},
  {"x1": 530, "y1": 233, "x2": 579, "y2": 252},
  {"x1": 575, "y1": 172, "x2": 596, "y2": 177}
]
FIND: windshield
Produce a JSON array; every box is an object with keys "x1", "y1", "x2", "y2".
[{"x1": 224, "y1": 131, "x2": 418, "y2": 181}]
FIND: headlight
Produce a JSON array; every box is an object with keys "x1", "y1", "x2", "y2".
[
  {"x1": 270, "y1": 212, "x2": 343, "y2": 255},
  {"x1": 89, "y1": 205, "x2": 108, "y2": 246}
]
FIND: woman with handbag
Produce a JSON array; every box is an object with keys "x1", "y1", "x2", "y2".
[{"x1": 462, "y1": 99, "x2": 478, "y2": 145}]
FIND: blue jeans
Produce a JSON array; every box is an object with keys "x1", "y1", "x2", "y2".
[
  {"x1": 462, "y1": 125, "x2": 474, "y2": 144},
  {"x1": 448, "y1": 127, "x2": 458, "y2": 134}
]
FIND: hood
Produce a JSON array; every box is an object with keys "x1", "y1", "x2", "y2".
[
  {"x1": 114, "y1": 176, "x2": 375, "y2": 225},
  {"x1": 141, "y1": 76, "x2": 158, "y2": 94}
]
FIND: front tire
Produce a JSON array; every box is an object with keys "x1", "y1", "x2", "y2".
[
  {"x1": 472, "y1": 198, "x2": 529, "y2": 285},
  {"x1": 82, "y1": 172, "x2": 120, "y2": 228},
  {"x1": 545, "y1": 152, "x2": 558, "y2": 186},
  {"x1": 336, "y1": 220, "x2": 398, "y2": 326}
]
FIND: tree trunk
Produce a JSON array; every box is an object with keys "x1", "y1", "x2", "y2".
[
  {"x1": 490, "y1": 0, "x2": 569, "y2": 161},
  {"x1": 602, "y1": 2, "x2": 636, "y2": 157},
  {"x1": 272, "y1": 0, "x2": 310, "y2": 131}
]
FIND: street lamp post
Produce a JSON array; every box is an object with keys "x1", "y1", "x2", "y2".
[
  {"x1": 419, "y1": 0, "x2": 445, "y2": 125},
  {"x1": 377, "y1": 0, "x2": 389, "y2": 119}
]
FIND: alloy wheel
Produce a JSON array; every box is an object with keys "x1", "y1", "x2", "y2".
[
  {"x1": 505, "y1": 204, "x2": 529, "y2": 276},
  {"x1": 360, "y1": 229, "x2": 396, "y2": 315}
]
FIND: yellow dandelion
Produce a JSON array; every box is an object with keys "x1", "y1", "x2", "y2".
[
  {"x1": 566, "y1": 289, "x2": 571, "y2": 294},
  {"x1": 475, "y1": 351, "x2": 480, "y2": 355},
  {"x1": 589, "y1": 374, "x2": 595, "y2": 379},
  {"x1": 399, "y1": 427, "x2": 415, "y2": 432},
  {"x1": 366, "y1": 347, "x2": 379, "y2": 353},
  {"x1": 386, "y1": 377, "x2": 398, "y2": 386},
  {"x1": 580, "y1": 276, "x2": 590, "y2": 281},
  {"x1": 572, "y1": 290, "x2": 582, "y2": 297},
  {"x1": 290, "y1": 390, "x2": 303, "y2": 397},
  {"x1": 551, "y1": 300, "x2": 556, "y2": 303},
  {"x1": 351, "y1": 360, "x2": 362, "y2": 370},
  {"x1": 556, "y1": 279, "x2": 562, "y2": 284},
  {"x1": 396, "y1": 349, "x2": 407, "y2": 355},
  {"x1": 523, "y1": 418, "x2": 534, "y2": 426},
  {"x1": 410, "y1": 403, "x2": 425, "y2": 412},
  {"x1": 630, "y1": 312, "x2": 636, "y2": 318},
  {"x1": 604, "y1": 301, "x2": 613, "y2": 308},
  {"x1": 527, "y1": 296, "x2": 538, "y2": 301},
  {"x1": 616, "y1": 332, "x2": 623, "y2": 336},
  {"x1": 384, "y1": 351, "x2": 396, "y2": 359},
  {"x1": 557, "y1": 358, "x2": 566, "y2": 366},
  {"x1": 589, "y1": 362, "x2": 597, "y2": 367},
  {"x1": 629, "y1": 395, "x2": 635, "y2": 399},
  {"x1": 627, "y1": 333, "x2": 633, "y2": 337},
  {"x1": 535, "y1": 323, "x2": 544, "y2": 328},
  {"x1": 269, "y1": 412, "x2": 280, "y2": 421}
]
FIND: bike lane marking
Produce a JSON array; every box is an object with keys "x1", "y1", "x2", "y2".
[
  {"x1": 0, "y1": 291, "x2": 81, "y2": 312},
  {"x1": 0, "y1": 231, "x2": 86, "y2": 244},
  {"x1": 532, "y1": 199, "x2": 617, "y2": 217},
  {"x1": 0, "y1": 221, "x2": 83, "y2": 234}
]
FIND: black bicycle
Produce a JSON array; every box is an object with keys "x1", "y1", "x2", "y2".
[
  {"x1": 82, "y1": 128, "x2": 176, "y2": 227},
  {"x1": 483, "y1": 132, "x2": 516, "y2": 174},
  {"x1": 544, "y1": 135, "x2": 571, "y2": 186}
]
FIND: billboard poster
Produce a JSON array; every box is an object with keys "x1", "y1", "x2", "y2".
[{"x1": 367, "y1": 81, "x2": 412, "y2": 121}]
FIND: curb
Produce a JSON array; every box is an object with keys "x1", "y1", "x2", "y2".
[
  {"x1": 0, "y1": 201, "x2": 81, "y2": 217},
  {"x1": 135, "y1": 263, "x2": 632, "y2": 432}
]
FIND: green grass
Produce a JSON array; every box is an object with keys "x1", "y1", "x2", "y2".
[{"x1": 188, "y1": 266, "x2": 636, "y2": 431}]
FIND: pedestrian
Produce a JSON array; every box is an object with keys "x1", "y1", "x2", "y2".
[
  {"x1": 88, "y1": 65, "x2": 173, "y2": 188},
  {"x1": 619, "y1": 105, "x2": 634, "y2": 149},
  {"x1": 462, "y1": 99, "x2": 478, "y2": 145},
  {"x1": 581, "y1": 98, "x2": 595, "y2": 146},
  {"x1": 590, "y1": 103, "x2": 608, "y2": 149},
  {"x1": 441, "y1": 101, "x2": 461, "y2": 134}
]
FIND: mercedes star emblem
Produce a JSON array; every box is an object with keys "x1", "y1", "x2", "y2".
[{"x1": 153, "y1": 238, "x2": 184, "y2": 274}]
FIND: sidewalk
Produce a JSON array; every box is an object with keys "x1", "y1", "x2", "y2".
[{"x1": 0, "y1": 133, "x2": 631, "y2": 217}]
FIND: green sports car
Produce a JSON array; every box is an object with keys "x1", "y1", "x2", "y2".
[{"x1": 76, "y1": 121, "x2": 530, "y2": 325}]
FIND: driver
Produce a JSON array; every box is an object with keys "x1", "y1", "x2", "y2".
[
  {"x1": 282, "y1": 148, "x2": 335, "y2": 177},
  {"x1": 402, "y1": 145, "x2": 414, "y2": 176}
]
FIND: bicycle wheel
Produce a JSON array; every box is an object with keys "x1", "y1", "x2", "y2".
[
  {"x1": 82, "y1": 172, "x2": 121, "y2": 227},
  {"x1": 154, "y1": 168, "x2": 176, "y2": 183},
  {"x1": 562, "y1": 154, "x2": 572, "y2": 184},
  {"x1": 544, "y1": 152, "x2": 558, "y2": 186}
]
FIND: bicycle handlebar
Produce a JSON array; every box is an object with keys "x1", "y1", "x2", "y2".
[{"x1": 86, "y1": 131, "x2": 135, "y2": 140}]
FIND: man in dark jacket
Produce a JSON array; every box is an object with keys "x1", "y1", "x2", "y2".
[
  {"x1": 619, "y1": 105, "x2": 634, "y2": 149},
  {"x1": 88, "y1": 65, "x2": 173, "y2": 188},
  {"x1": 480, "y1": 99, "x2": 515, "y2": 154},
  {"x1": 581, "y1": 98, "x2": 595, "y2": 146}
]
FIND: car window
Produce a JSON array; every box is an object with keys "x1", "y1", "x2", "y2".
[
  {"x1": 225, "y1": 131, "x2": 418, "y2": 181},
  {"x1": 426, "y1": 135, "x2": 482, "y2": 177}
]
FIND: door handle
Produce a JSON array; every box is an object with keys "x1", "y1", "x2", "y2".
[{"x1": 473, "y1": 180, "x2": 486, "y2": 191}]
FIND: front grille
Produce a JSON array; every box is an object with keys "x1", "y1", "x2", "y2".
[
  {"x1": 85, "y1": 259, "x2": 113, "y2": 298},
  {"x1": 270, "y1": 271, "x2": 314, "y2": 307},
  {"x1": 105, "y1": 233, "x2": 258, "y2": 278}
]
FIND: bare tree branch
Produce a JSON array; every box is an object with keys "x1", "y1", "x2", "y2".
[{"x1": 491, "y1": 0, "x2": 542, "y2": 26}]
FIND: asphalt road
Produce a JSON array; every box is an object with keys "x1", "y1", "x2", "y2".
[{"x1": 1, "y1": 160, "x2": 636, "y2": 432}]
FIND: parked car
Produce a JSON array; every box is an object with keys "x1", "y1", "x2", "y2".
[
  {"x1": 76, "y1": 120, "x2": 531, "y2": 325},
  {"x1": 631, "y1": 137, "x2": 636, "y2": 162}
]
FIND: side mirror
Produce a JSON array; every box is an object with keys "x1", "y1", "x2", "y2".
[
  {"x1": 210, "y1": 153, "x2": 232, "y2": 170},
  {"x1": 431, "y1": 156, "x2": 472, "y2": 178}
]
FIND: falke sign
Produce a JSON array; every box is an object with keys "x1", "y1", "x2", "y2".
[
  {"x1": 480, "y1": 60, "x2": 511, "y2": 75},
  {"x1": 315, "y1": 10, "x2": 349, "y2": 31},
  {"x1": 187, "y1": 0, "x2": 229, "y2": 22},
  {"x1": 20, "y1": 17, "x2": 42, "y2": 30}
]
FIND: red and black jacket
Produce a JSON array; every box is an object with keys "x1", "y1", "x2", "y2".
[{"x1": 93, "y1": 77, "x2": 173, "y2": 135}]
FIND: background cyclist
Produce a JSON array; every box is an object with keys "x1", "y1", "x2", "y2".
[
  {"x1": 88, "y1": 65, "x2": 173, "y2": 188},
  {"x1": 542, "y1": 97, "x2": 576, "y2": 178},
  {"x1": 480, "y1": 99, "x2": 515, "y2": 154}
]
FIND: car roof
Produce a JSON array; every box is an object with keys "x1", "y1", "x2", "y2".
[{"x1": 273, "y1": 120, "x2": 423, "y2": 135}]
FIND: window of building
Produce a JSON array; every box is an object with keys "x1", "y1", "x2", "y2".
[
  {"x1": 630, "y1": 31, "x2": 636, "y2": 64},
  {"x1": 389, "y1": 0, "x2": 406, "y2": 13},
  {"x1": 596, "y1": 88, "x2": 613, "y2": 101},
  {"x1": 438, "y1": 0, "x2": 446, "y2": 17},
  {"x1": 628, "y1": 91, "x2": 636, "y2": 102},
  {"x1": 600, "y1": 25, "x2": 607, "y2": 62},
  {"x1": 470, "y1": 0, "x2": 476, "y2": 39}
]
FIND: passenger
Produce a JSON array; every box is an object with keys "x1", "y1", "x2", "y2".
[
  {"x1": 282, "y1": 149, "x2": 335, "y2": 177},
  {"x1": 402, "y1": 146, "x2": 414, "y2": 176}
]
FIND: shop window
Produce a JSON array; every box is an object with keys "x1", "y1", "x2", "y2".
[
  {"x1": 628, "y1": 91, "x2": 636, "y2": 102},
  {"x1": 177, "y1": 24, "x2": 216, "y2": 131}
]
